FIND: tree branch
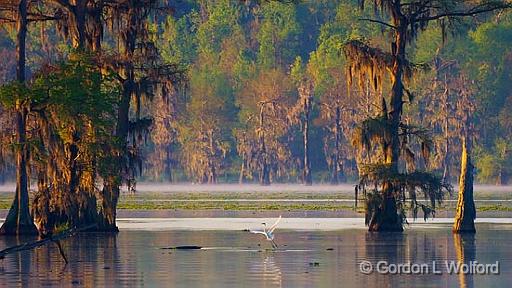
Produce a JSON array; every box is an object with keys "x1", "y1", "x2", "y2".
[
  {"x1": 359, "y1": 18, "x2": 398, "y2": 30},
  {"x1": 51, "y1": 0, "x2": 73, "y2": 9},
  {"x1": 28, "y1": 14, "x2": 60, "y2": 22},
  {"x1": 0, "y1": 224, "x2": 97, "y2": 261},
  {"x1": 416, "y1": 4, "x2": 511, "y2": 22}
]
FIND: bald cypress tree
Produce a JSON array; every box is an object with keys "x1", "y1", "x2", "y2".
[
  {"x1": 0, "y1": 0, "x2": 38, "y2": 235},
  {"x1": 347, "y1": 0, "x2": 509, "y2": 232}
]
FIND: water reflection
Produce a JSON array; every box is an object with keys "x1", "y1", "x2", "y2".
[
  {"x1": 453, "y1": 233, "x2": 476, "y2": 288},
  {"x1": 249, "y1": 254, "x2": 282, "y2": 287},
  {"x1": 0, "y1": 227, "x2": 510, "y2": 287}
]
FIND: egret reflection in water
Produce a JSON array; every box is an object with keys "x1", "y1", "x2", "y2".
[{"x1": 249, "y1": 254, "x2": 282, "y2": 287}]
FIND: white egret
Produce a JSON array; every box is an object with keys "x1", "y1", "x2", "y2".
[{"x1": 250, "y1": 215, "x2": 282, "y2": 249}]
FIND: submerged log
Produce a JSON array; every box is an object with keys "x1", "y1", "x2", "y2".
[
  {"x1": 160, "y1": 245, "x2": 202, "y2": 250},
  {"x1": 453, "y1": 138, "x2": 476, "y2": 233}
]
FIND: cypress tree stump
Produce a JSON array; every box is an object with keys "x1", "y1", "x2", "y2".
[{"x1": 453, "y1": 138, "x2": 476, "y2": 233}]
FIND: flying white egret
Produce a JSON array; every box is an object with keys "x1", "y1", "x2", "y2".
[{"x1": 250, "y1": 215, "x2": 282, "y2": 249}]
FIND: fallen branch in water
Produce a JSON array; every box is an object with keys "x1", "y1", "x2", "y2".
[{"x1": 0, "y1": 224, "x2": 97, "y2": 263}]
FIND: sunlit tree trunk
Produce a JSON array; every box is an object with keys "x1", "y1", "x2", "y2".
[
  {"x1": 1, "y1": 0, "x2": 38, "y2": 235},
  {"x1": 453, "y1": 137, "x2": 476, "y2": 233}
]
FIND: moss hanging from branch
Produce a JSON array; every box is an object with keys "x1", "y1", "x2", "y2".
[
  {"x1": 357, "y1": 163, "x2": 452, "y2": 223},
  {"x1": 343, "y1": 39, "x2": 426, "y2": 93}
]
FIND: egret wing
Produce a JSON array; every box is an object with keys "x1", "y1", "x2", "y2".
[{"x1": 268, "y1": 215, "x2": 282, "y2": 233}]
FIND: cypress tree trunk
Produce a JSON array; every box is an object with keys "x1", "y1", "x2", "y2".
[
  {"x1": 302, "y1": 96, "x2": 312, "y2": 186},
  {"x1": 258, "y1": 104, "x2": 270, "y2": 186},
  {"x1": 1, "y1": 0, "x2": 38, "y2": 235},
  {"x1": 166, "y1": 146, "x2": 173, "y2": 183},
  {"x1": 99, "y1": 5, "x2": 137, "y2": 231},
  {"x1": 208, "y1": 129, "x2": 217, "y2": 184},
  {"x1": 330, "y1": 155, "x2": 338, "y2": 185},
  {"x1": 68, "y1": 2, "x2": 100, "y2": 228},
  {"x1": 239, "y1": 155, "x2": 246, "y2": 184},
  {"x1": 330, "y1": 106, "x2": 341, "y2": 185},
  {"x1": 100, "y1": 175, "x2": 120, "y2": 232},
  {"x1": 71, "y1": 1, "x2": 86, "y2": 50},
  {"x1": 453, "y1": 137, "x2": 476, "y2": 233},
  {"x1": 66, "y1": 137, "x2": 80, "y2": 225},
  {"x1": 259, "y1": 143, "x2": 270, "y2": 186},
  {"x1": 367, "y1": 20, "x2": 406, "y2": 232},
  {"x1": 99, "y1": 79, "x2": 132, "y2": 232},
  {"x1": 442, "y1": 92, "x2": 451, "y2": 182}
]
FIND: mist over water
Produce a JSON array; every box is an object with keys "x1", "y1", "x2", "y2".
[
  {"x1": 123, "y1": 183, "x2": 358, "y2": 194},
  {"x1": 1, "y1": 182, "x2": 512, "y2": 196}
]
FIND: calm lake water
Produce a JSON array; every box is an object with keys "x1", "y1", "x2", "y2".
[{"x1": 1, "y1": 223, "x2": 512, "y2": 287}]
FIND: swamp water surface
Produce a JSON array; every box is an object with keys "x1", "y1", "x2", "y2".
[{"x1": 0, "y1": 221, "x2": 511, "y2": 287}]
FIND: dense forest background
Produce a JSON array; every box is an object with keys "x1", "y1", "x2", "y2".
[{"x1": 1, "y1": 0, "x2": 511, "y2": 185}]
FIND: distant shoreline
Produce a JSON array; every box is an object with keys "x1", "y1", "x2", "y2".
[
  {"x1": 2, "y1": 208, "x2": 512, "y2": 219},
  {"x1": 1, "y1": 182, "x2": 511, "y2": 220}
]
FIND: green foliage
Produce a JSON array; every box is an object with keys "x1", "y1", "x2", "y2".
[
  {"x1": 32, "y1": 53, "x2": 118, "y2": 139},
  {"x1": 1, "y1": 52, "x2": 119, "y2": 181},
  {"x1": 159, "y1": 12, "x2": 200, "y2": 67},
  {"x1": 308, "y1": 2, "x2": 381, "y2": 96},
  {"x1": 187, "y1": 64, "x2": 236, "y2": 128},
  {"x1": 256, "y1": 1, "x2": 301, "y2": 68},
  {"x1": 290, "y1": 56, "x2": 304, "y2": 84},
  {"x1": 412, "y1": 24, "x2": 443, "y2": 63},
  {"x1": 474, "y1": 138, "x2": 512, "y2": 184},
  {"x1": 1, "y1": 0, "x2": 511, "y2": 187},
  {"x1": 0, "y1": 81, "x2": 32, "y2": 107},
  {"x1": 196, "y1": 0, "x2": 241, "y2": 55},
  {"x1": 178, "y1": 57, "x2": 237, "y2": 182}
]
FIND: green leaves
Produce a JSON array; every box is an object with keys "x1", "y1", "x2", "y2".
[
  {"x1": 256, "y1": 0, "x2": 301, "y2": 68},
  {"x1": 196, "y1": 0, "x2": 241, "y2": 55},
  {"x1": 38, "y1": 54, "x2": 117, "y2": 131},
  {"x1": 0, "y1": 81, "x2": 31, "y2": 108}
]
